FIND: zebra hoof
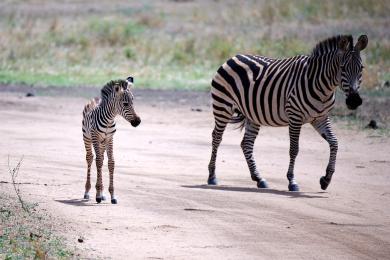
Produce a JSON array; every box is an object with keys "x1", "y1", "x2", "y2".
[
  {"x1": 96, "y1": 197, "x2": 102, "y2": 203},
  {"x1": 83, "y1": 194, "x2": 90, "y2": 200},
  {"x1": 320, "y1": 176, "x2": 330, "y2": 190},
  {"x1": 288, "y1": 183, "x2": 300, "y2": 192},
  {"x1": 111, "y1": 199, "x2": 117, "y2": 204},
  {"x1": 257, "y1": 179, "x2": 269, "y2": 189},
  {"x1": 207, "y1": 177, "x2": 218, "y2": 185}
]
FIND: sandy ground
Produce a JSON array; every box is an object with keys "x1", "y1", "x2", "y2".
[{"x1": 0, "y1": 88, "x2": 390, "y2": 259}]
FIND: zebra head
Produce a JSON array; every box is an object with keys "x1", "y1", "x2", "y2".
[
  {"x1": 114, "y1": 79, "x2": 141, "y2": 127},
  {"x1": 338, "y1": 35, "x2": 368, "y2": 110}
]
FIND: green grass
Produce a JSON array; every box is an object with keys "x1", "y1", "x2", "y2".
[
  {"x1": 0, "y1": 0, "x2": 388, "y2": 89},
  {"x1": 0, "y1": 66, "x2": 212, "y2": 90}
]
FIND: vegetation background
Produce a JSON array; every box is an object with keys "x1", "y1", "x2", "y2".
[{"x1": 0, "y1": 0, "x2": 389, "y2": 90}]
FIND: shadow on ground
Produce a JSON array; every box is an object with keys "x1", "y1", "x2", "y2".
[
  {"x1": 182, "y1": 185, "x2": 327, "y2": 199},
  {"x1": 54, "y1": 199, "x2": 110, "y2": 207}
]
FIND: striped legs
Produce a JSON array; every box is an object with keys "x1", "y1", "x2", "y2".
[
  {"x1": 208, "y1": 120, "x2": 228, "y2": 185},
  {"x1": 241, "y1": 122, "x2": 268, "y2": 188},
  {"x1": 287, "y1": 123, "x2": 302, "y2": 191},
  {"x1": 93, "y1": 138, "x2": 106, "y2": 203},
  {"x1": 312, "y1": 117, "x2": 338, "y2": 190},
  {"x1": 83, "y1": 138, "x2": 93, "y2": 200},
  {"x1": 106, "y1": 138, "x2": 117, "y2": 204}
]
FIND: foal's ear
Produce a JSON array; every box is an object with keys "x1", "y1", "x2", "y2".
[
  {"x1": 126, "y1": 76, "x2": 134, "y2": 89},
  {"x1": 338, "y1": 36, "x2": 351, "y2": 52},
  {"x1": 114, "y1": 83, "x2": 123, "y2": 93},
  {"x1": 354, "y1": 35, "x2": 368, "y2": 51},
  {"x1": 127, "y1": 76, "x2": 134, "y2": 83}
]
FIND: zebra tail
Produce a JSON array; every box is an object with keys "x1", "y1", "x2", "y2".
[{"x1": 230, "y1": 112, "x2": 246, "y2": 131}]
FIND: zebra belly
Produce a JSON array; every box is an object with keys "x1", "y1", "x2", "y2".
[
  {"x1": 231, "y1": 81, "x2": 289, "y2": 127},
  {"x1": 241, "y1": 104, "x2": 289, "y2": 127}
]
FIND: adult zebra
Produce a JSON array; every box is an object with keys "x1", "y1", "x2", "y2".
[{"x1": 208, "y1": 35, "x2": 368, "y2": 191}]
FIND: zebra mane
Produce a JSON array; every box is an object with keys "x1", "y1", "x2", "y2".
[
  {"x1": 311, "y1": 35, "x2": 353, "y2": 56},
  {"x1": 100, "y1": 79, "x2": 127, "y2": 102}
]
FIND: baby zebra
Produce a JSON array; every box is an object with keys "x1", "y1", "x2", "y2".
[{"x1": 82, "y1": 77, "x2": 141, "y2": 204}]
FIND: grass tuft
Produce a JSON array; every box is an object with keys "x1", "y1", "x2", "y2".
[{"x1": 0, "y1": 157, "x2": 73, "y2": 259}]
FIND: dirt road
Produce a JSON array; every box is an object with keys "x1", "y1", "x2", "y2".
[{"x1": 1, "y1": 89, "x2": 389, "y2": 259}]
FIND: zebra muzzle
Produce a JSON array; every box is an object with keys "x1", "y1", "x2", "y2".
[
  {"x1": 346, "y1": 92, "x2": 362, "y2": 110},
  {"x1": 131, "y1": 117, "x2": 141, "y2": 127}
]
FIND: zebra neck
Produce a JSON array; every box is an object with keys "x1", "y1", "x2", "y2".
[
  {"x1": 307, "y1": 52, "x2": 340, "y2": 101},
  {"x1": 97, "y1": 102, "x2": 117, "y2": 127}
]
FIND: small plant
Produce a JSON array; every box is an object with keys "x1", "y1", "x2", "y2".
[
  {"x1": 8, "y1": 155, "x2": 29, "y2": 213},
  {"x1": 0, "y1": 156, "x2": 74, "y2": 259}
]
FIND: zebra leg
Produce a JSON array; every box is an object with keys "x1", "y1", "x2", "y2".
[
  {"x1": 106, "y1": 138, "x2": 117, "y2": 204},
  {"x1": 240, "y1": 121, "x2": 268, "y2": 188},
  {"x1": 208, "y1": 120, "x2": 228, "y2": 185},
  {"x1": 83, "y1": 138, "x2": 93, "y2": 200},
  {"x1": 287, "y1": 123, "x2": 302, "y2": 191},
  {"x1": 311, "y1": 117, "x2": 338, "y2": 190},
  {"x1": 93, "y1": 140, "x2": 105, "y2": 203}
]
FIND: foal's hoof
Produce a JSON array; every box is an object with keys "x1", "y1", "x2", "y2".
[
  {"x1": 320, "y1": 176, "x2": 330, "y2": 190},
  {"x1": 257, "y1": 179, "x2": 269, "y2": 189},
  {"x1": 288, "y1": 183, "x2": 300, "y2": 192},
  {"x1": 207, "y1": 177, "x2": 218, "y2": 185},
  {"x1": 96, "y1": 197, "x2": 102, "y2": 203},
  {"x1": 83, "y1": 194, "x2": 90, "y2": 200},
  {"x1": 111, "y1": 199, "x2": 118, "y2": 204}
]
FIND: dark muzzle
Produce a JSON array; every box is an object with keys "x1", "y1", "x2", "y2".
[
  {"x1": 346, "y1": 92, "x2": 362, "y2": 110},
  {"x1": 131, "y1": 117, "x2": 141, "y2": 127}
]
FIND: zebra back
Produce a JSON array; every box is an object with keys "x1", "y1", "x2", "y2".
[{"x1": 83, "y1": 97, "x2": 99, "y2": 117}]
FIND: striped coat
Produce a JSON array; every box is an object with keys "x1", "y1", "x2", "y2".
[
  {"x1": 82, "y1": 78, "x2": 141, "y2": 204},
  {"x1": 208, "y1": 35, "x2": 368, "y2": 191}
]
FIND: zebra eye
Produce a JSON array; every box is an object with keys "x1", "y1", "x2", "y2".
[{"x1": 123, "y1": 102, "x2": 129, "y2": 107}]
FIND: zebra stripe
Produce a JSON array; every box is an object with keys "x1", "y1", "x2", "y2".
[
  {"x1": 82, "y1": 79, "x2": 141, "y2": 203},
  {"x1": 208, "y1": 35, "x2": 368, "y2": 191}
]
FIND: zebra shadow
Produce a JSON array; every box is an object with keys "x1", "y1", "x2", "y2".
[
  {"x1": 54, "y1": 199, "x2": 110, "y2": 206},
  {"x1": 182, "y1": 185, "x2": 327, "y2": 199}
]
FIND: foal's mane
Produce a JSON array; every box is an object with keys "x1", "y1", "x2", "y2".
[{"x1": 100, "y1": 80, "x2": 127, "y2": 102}]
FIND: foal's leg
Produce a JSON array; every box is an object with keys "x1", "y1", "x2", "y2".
[
  {"x1": 93, "y1": 137, "x2": 106, "y2": 203},
  {"x1": 311, "y1": 116, "x2": 338, "y2": 190},
  {"x1": 83, "y1": 137, "x2": 93, "y2": 200},
  {"x1": 241, "y1": 121, "x2": 268, "y2": 188},
  {"x1": 106, "y1": 138, "x2": 117, "y2": 204}
]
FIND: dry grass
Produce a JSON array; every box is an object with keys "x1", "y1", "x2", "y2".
[
  {"x1": 0, "y1": 156, "x2": 73, "y2": 259},
  {"x1": 0, "y1": 0, "x2": 388, "y2": 89}
]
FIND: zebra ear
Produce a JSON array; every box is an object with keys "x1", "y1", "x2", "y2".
[
  {"x1": 338, "y1": 36, "x2": 350, "y2": 52},
  {"x1": 354, "y1": 35, "x2": 368, "y2": 52},
  {"x1": 115, "y1": 84, "x2": 121, "y2": 93}
]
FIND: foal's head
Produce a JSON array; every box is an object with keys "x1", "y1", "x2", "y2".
[{"x1": 102, "y1": 77, "x2": 141, "y2": 127}]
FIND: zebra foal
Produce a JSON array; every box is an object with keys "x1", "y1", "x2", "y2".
[
  {"x1": 208, "y1": 35, "x2": 368, "y2": 191},
  {"x1": 82, "y1": 77, "x2": 141, "y2": 204}
]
